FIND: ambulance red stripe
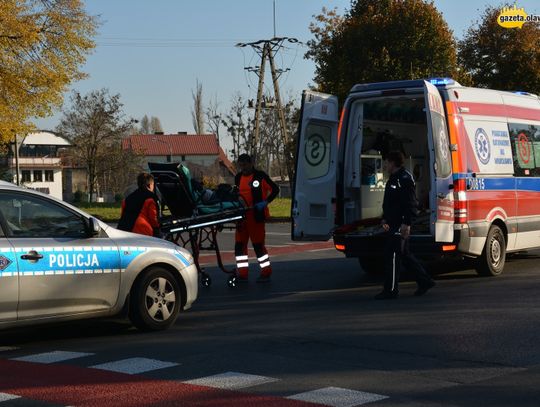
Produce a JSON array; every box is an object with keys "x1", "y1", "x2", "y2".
[{"x1": 451, "y1": 101, "x2": 540, "y2": 121}]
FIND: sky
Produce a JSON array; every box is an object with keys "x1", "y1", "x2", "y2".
[{"x1": 34, "y1": 0, "x2": 540, "y2": 153}]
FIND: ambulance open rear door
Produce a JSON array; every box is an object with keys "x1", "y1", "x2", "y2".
[
  {"x1": 423, "y1": 80, "x2": 454, "y2": 242},
  {"x1": 292, "y1": 90, "x2": 339, "y2": 241}
]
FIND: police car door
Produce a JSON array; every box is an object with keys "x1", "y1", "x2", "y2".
[
  {"x1": 0, "y1": 191, "x2": 121, "y2": 319},
  {"x1": 0, "y1": 225, "x2": 18, "y2": 322},
  {"x1": 292, "y1": 90, "x2": 339, "y2": 240},
  {"x1": 424, "y1": 81, "x2": 454, "y2": 242}
]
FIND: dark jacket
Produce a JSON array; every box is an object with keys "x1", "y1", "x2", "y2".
[
  {"x1": 117, "y1": 188, "x2": 160, "y2": 236},
  {"x1": 382, "y1": 167, "x2": 418, "y2": 229}
]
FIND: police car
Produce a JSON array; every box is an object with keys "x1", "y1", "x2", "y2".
[{"x1": 0, "y1": 181, "x2": 198, "y2": 331}]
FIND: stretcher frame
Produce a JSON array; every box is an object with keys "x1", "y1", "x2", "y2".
[{"x1": 149, "y1": 163, "x2": 246, "y2": 287}]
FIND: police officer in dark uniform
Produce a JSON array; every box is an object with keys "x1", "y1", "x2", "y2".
[{"x1": 375, "y1": 151, "x2": 435, "y2": 299}]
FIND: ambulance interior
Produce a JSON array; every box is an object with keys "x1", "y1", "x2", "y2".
[{"x1": 343, "y1": 96, "x2": 432, "y2": 234}]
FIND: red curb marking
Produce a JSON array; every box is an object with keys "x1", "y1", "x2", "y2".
[
  {"x1": 0, "y1": 359, "x2": 321, "y2": 407},
  {"x1": 199, "y1": 241, "x2": 335, "y2": 264}
]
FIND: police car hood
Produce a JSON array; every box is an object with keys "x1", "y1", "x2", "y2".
[{"x1": 103, "y1": 224, "x2": 192, "y2": 259}]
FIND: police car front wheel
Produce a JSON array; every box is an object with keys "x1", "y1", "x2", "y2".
[{"x1": 129, "y1": 267, "x2": 181, "y2": 331}]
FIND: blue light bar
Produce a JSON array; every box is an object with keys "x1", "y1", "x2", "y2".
[
  {"x1": 513, "y1": 91, "x2": 531, "y2": 95},
  {"x1": 428, "y1": 78, "x2": 455, "y2": 86}
]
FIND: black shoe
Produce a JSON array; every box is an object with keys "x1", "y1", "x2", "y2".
[
  {"x1": 374, "y1": 290, "x2": 398, "y2": 300},
  {"x1": 256, "y1": 275, "x2": 271, "y2": 283},
  {"x1": 414, "y1": 280, "x2": 435, "y2": 296}
]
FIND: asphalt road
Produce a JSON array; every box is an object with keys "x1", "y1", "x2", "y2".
[{"x1": 1, "y1": 223, "x2": 540, "y2": 406}]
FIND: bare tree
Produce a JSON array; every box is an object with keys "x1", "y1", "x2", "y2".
[
  {"x1": 150, "y1": 116, "x2": 163, "y2": 133},
  {"x1": 139, "y1": 114, "x2": 151, "y2": 134},
  {"x1": 56, "y1": 89, "x2": 136, "y2": 201},
  {"x1": 191, "y1": 79, "x2": 205, "y2": 134},
  {"x1": 221, "y1": 93, "x2": 252, "y2": 163},
  {"x1": 205, "y1": 94, "x2": 221, "y2": 145}
]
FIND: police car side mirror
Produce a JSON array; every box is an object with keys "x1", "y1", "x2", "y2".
[{"x1": 88, "y1": 217, "x2": 101, "y2": 237}]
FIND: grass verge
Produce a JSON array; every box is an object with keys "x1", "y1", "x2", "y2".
[{"x1": 76, "y1": 198, "x2": 292, "y2": 223}]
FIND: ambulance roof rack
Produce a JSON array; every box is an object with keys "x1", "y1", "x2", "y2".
[{"x1": 350, "y1": 78, "x2": 461, "y2": 93}]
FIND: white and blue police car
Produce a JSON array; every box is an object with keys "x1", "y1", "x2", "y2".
[{"x1": 0, "y1": 181, "x2": 197, "y2": 331}]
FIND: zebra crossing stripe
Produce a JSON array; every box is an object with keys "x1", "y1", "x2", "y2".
[
  {"x1": 184, "y1": 371, "x2": 279, "y2": 390},
  {"x1": 0, "y1": 347, "x2": 19, "y2": 352},
  {"x1": 11, "y1": 351, "x2": 94, "y2": 364},
  {"x1": 0, "y1": 393, "x2": 20, "y2": 402},
  {"x1": 287, "y1": 386, "x2": 388, "y2": 407},
  {"x1": 91, "y1": 358, "x2": 178, "y2": 374}
]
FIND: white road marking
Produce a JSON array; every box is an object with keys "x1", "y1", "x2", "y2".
[
  {"x1": 0, "y1": 393, "x2": 20, "y2": 402},
  {"x1": 91, "y1": 357, "x2": 178, "y2": 374},
  {"x1": 0, "y1": 347, "x2": 19, "y2": 352},
  {"x1": 287, "y1": 387, "x2": 388, "y2": 407},
  {"x1": 185, "y1": 371, "x2": 278, "y2": 390},
  {"x1": 11, "y1": 351, "x2": 94, "y2": 364},
  {"x1": 308, "y1": 248, "x2": 335, "y2": 252}
]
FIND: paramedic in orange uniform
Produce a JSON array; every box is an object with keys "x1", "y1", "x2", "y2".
[
  {"x1": 117, "y1": 173, "x2": 160, "y2": 237},
  {"x1": 235, "y1": 154, "x2": 280, "y2": 283}
]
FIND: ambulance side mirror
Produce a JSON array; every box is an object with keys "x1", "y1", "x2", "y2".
[{"x1": 88, "y1": 217, "x2": 101, "y2": 237}]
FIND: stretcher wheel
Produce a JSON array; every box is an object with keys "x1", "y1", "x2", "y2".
[
  {"x1": 201, "y1": 274, "x2": 212, "y2": 287},
  {"x1": 227, "y1": 275, "x2": 237, "y2": 288}
]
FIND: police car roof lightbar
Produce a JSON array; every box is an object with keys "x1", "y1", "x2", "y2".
[{"x1": 428, "y1": 77, "x2": 455, "y2": 86}]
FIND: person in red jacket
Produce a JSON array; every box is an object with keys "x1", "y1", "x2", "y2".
[
  {"x1": 117, "y1": 173, "x2": 160, "y2": 237},
  {"x1": 234, "y1": 154, "x2": 279, "y2": 283}
]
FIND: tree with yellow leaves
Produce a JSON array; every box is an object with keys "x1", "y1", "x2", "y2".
[{"x1": 0, "y1": 0, "x2": 97, "y2": 143}]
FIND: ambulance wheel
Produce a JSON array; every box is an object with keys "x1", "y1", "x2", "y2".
[
  {"x1": 227, "y1": 275, "x2": 237, "y2": 288},
  {"x1": 476, "y1": 225, "x2": 506, "y2": 276},
  {"x1": 358, "y1": 257, "x2": 381, "y2": 275},
  {"x1": 201, "y1": 274, "x2": 212, "y2": 287},
  {"x1": 129, "y1": 267, "x2": 181, "y2": 331}
]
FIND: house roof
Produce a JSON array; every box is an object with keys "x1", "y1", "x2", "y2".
[
  {"x1": 218, "y1": 147, "x2": 235, "y2": 175},
  {"x1": 23, "y1": 131, "x2": 70, "y2": 146},
  {"x1": 123, "y1": 134, "x2": 220, "y2": 156}
]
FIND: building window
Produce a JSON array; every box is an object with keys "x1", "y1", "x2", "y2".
[
  {"x1": 181, "y1": 155, "x2": 186, "y2": 161},
  {"x1": 21, "y1": 171, "x2": 31, "y2": 183},
  {"x1": 33, "y1": 170, "x2": 43, "y2": 182},
  {"x1": 45, "y1": 170, "x2": 54, "y2": 182}
]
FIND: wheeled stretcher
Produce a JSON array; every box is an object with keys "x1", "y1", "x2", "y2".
[{"x1": 149, "y1": 162, "x2": 245, "y2": 287}]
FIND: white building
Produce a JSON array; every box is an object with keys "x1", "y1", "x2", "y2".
[{"x1": 10, "y1": 131, "x2": 70, "y2": 200}]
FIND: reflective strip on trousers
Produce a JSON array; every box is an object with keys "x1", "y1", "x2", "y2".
[{"x1": 259, "y1": 260, "x2": 271, "y2": 269}]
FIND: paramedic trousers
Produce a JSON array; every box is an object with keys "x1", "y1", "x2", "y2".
[
  {"x1": 383, "y1": 231, "x2": 432, "y2": 294},
  {"x1": 234, "y1": 212, "x2": 272, "y2": 279}
]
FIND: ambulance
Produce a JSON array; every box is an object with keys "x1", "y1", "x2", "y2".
[{"x1": 292, "y1": 78, "x2": 540, "y2": 276}]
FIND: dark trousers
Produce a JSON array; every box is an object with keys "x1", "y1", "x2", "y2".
[{"x1": 383, "y1": 231, "x2": 432, "y2": 294}]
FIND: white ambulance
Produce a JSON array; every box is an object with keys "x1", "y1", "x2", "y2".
[{"x1": 292, "y1": 78, "x2": 540, "y2": 276}]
